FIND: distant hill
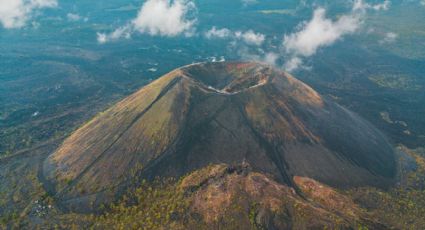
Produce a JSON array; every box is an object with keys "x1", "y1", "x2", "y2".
[{"x1": 43, "y1": 62, "x2": 397, "y2": 212}]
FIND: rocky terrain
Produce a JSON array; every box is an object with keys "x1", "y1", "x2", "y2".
[
  {"x1": 42, "y1": 62, "x2": 396, "y2": 212},
  {"x1": 4, "y1": 62, "x2": 423, "y2": 229}
]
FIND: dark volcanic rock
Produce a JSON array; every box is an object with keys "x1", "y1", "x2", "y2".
[{"x1": 43, "y1": 62, "x2": 397, "y2": 210}]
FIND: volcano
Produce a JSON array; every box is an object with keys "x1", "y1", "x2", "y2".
[{"x1": 43, "y1": 62, "x2": 396, "y2": 210}]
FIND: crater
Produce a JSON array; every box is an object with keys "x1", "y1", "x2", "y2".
[{"x1": 181, "y1": 62, "x2": 271, "y2": 94}]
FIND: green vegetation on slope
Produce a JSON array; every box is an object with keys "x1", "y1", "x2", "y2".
[
  {"x1": 19, "y1": 164, "x2": 392, "y2": 229},
  {"x1": 2, "y1": 147, "x2": 425, "y2": 229},
  {"x1": 348, "y1": 146, "x2": 425, "y2": 229}
]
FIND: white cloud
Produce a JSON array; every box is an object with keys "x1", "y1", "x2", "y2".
[
  {"x1": 205, "y1": 26, "x2": 231, "y2": 39},
  {"x1": 421, "y1": 0, "x2": 425, "y2": 6},
  {"x1": 0, "y1": 0, "x2": 57, "y2": 29},
  {"x1": 236, "y1": 46, "x2": 280, "y2": 66},
  {"x1": 380, "y1": 32, "x2": 398, "y2": 44},
  {"x1": 282, "y1": 0, "x2": 391, "y2": 71},
  {"x1": 205, "y1": 27, "x2": 265, "y2": 46},
  {"x1": 96, "y1": 33, "x2": 107, "y2": 44},
  {"x1": 235, "y1": 30, "x2": 265, "y2": 46},
  {"x1": 133, "y1": 0, "x2": 196, "y2": 36},
  {"x1": 98, "y1": 0, "x2": 196, "y2": 43},
  {"x1": 205, "y1": 27, "x2": 268, "y2": 65},
  {"x1": 372, "y1": 1, "x2": 390, "y2": 10},
  {"x1": 67, "y1": 13, "x2": 80, "y2": 21},
  {"x1": 263, "y1": 52, "x2": 279, "y2": 65},
  {"x1": 97, "y1": 25, "x2": 132, "y2": 44},
  {"x1": 284, "y1": 57, "x2": 303, "y2": 72},
  {"x1": 283, "y1": 8, "x2": 360, "y2": 57},
  {"x1": 353, "y1": 0, "x2": 390, "y2": 11}
]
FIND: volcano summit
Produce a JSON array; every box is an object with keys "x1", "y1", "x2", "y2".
[{"x1": 44, "y1": 62, "x2": 396, "y2": 210}]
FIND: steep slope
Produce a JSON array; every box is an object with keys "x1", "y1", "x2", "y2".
[{"x1": 43, "y1": 62, "x2": 397, "y2": 211}]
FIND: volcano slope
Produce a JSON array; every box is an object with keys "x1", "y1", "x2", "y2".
[{"x1": 43, "y1": 62, "x2": 396, "y2": 211}]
